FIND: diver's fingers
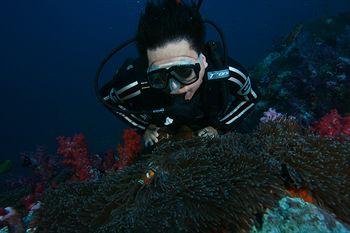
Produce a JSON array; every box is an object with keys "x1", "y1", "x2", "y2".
[
  {"x1": 144, "y1": 136, "x2": 157, "y2": 147},
  {"x1": 145, "y1": 139, "x2": 154, "y2": 147},
  {"x1": 154, "y1": 130, "x2": 159, "y2": 138},
  {"x1": 198, "y1": 131, "x2": 215, "y2": 139},
  {"x1": 148, "y1": 126, "x2": 160, "y2": 136},
  {"x1": 150, "y1": 134, "x2": 159, "y2": 143},
  {"x1": 198, "y1": 128, "x2": 208, "y2": 137},
  {"x1": 198, "y1": 126, "x2": 218, "y2": 139}
]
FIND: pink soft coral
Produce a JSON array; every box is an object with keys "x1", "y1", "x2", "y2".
[
  {"x1": 342, "y1": 116, "x2": 350, "y2": 135},
  {"x1": 57, "y1": 133, "x2": 92, "y2": 181},
  {"x1": 115, "y1": 129, "x2": 142, "y2": 170},
  {"x1": 311, "y1": 109, "x2": 350, "y2": 138}
]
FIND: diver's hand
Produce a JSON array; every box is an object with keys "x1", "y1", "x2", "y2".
[
  {"x1": 143, "y1": 124, "x2": 160, "y2": 147},
  {"x1": 197, "y1": 126, "x2": 219, "y2": 139}
]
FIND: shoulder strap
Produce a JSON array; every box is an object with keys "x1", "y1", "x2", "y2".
[{"x1": 204, "y1": 41, "x2": 231, "y2": 118}]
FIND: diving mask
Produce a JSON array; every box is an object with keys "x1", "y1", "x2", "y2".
[{"x1": 147, "y1": 54, "x2": 202, "y2": 90}]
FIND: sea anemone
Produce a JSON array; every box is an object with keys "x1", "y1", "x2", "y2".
[{"x1": 36, "y1": 119, "x2": 350, "y2": 232}]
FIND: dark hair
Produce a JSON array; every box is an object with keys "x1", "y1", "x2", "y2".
[{"x1": 136, "y1": 0, "x2": 206, "y2": 58}]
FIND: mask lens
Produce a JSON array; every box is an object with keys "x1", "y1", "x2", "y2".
[
  {"x1": 171, "y1": 66, "x2": 197, "y2": 84},
  {"x1": 148, "y1": 72, "x2": 168, "y2": 89}
]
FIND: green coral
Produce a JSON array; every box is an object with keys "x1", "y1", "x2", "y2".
[
  {"x1": 0, "y1": 160, "x2": 12, "y2": 175},
  {"x1": 37, "y1": 120, "x2": 350, "y2": 232}
]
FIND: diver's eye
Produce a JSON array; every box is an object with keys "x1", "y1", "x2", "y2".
[
  {"x1": 173, "y1": 66, "x2": 193, "y2": 78},
  {"x1": 171, "y1": 66, "x2": 196, "y2": 83},
  {"x1": 148, "y1": 72, "x2": 169, "y2": 89}
]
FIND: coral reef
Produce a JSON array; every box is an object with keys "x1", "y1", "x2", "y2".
[
  {"x1": 311, "y1": 109, "x2": 350, "y2": 138},
  {"x1": 36, "y1": 119, "x2": 350, "y2": 232},
  {"x1": 250, "y1": 12, "x2": 350, "y2": 127},
  {"x1": 115, "y1": 128, "x2": 142, "y2": 170},
  {"x1": 0, "y1": 127, "x2": 145, "y2": 233},
  {"x1": 257, "y1": 119, "x2": 350, "y2": 224},
  {"x1": 20, "y1": 146, "x2": 56, "y2": 180},
  {"x1": 259, "y1": 108, "x2": 295, "y2": 124},
  {"x1": 252, "y1": 197, "x2": 350, "y2": 233},
  {"x1": 57, "y1": 133, "x2": 93, "y2": 181},
  {"x1": 259, "y1": 108, "x2": 284, "y2": 123}
]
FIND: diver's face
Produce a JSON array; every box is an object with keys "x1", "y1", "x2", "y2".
[{"x1": 147, "y1": 39, "x2": 208, "y2": 100}]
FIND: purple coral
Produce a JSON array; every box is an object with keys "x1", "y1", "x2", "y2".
[{"x1": 260, "y1": 108, "x2": 284, "y2": 123}]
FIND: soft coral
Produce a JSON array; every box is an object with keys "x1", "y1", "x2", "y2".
[
  {"x1": 115, "y1": 129, "x2": 142, "y2": 170},
  {"x1": 311, "y1": 109, "x2": 350, "y2": 138},
  {"x1": 57, "y1": 133, "x2": 92, "y2": 181}
]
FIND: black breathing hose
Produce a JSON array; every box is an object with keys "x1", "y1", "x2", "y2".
[
  {"x1": 203, "y1": 19, "x2": 228, "y2": 66},
  {"x1": 94, "y1": 38, "x2": 135, "y2": 110}
]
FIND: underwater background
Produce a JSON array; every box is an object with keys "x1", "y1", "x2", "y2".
[
  {"x1": 1, "y1": 1, "x2": 350, "y2": 232},
  {"x1": 1, "y1": 0, "x2": 350, "y2": 174}
]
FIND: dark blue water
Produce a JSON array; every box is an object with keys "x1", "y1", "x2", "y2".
[{"x1": 1, "y1": 0, "x2": 350, "y2": 174}]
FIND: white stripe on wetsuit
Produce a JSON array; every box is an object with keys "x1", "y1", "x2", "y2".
[
  {"x1": 251, "y1": 89, "x2": 257, "y2": 98},
  {"x1": 225, "y1": 103, "x2": 255, "y2": 125},
  {"x1": 220, "y1": 101, "x2": 247, "y2": 122},
  {"x1": 115, "y1": 105, "x2": 148, "y2": 130},
  {"x1": 219, "y1": 101, "x2": 255, "y2": 125},
  {"x1": 121, "y1": 90, "x2": 141, "y2": 101},
  {"x1": 116, "y1": 81, "x2": 142, "y2": 101},
  {"x1": 228, "y1": 66, "x2": 247, "y2": 87},
  {"x1": 115, "y1": 111, "x2": 146, "y2": 130},
  {"x1": 118, "y1": 105, "x2": 148, "y2": 125},
  {"x1": 228, "y1": 66, "x2": 252, "y2": 96},
  {"x1": 116, "y1": 81, "x2": 138, "y2": 95},
  {"x1": 219, "y1": 100, "x2": 255, "y2": 125}
]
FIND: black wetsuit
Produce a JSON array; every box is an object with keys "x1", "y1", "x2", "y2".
[{"x1": 100, "y1": 55, "x2": 258, "y2": 135}]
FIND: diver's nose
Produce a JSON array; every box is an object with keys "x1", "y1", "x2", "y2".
[{"x1": 169, "y1": 78, "x2": 182, "y2": 94}]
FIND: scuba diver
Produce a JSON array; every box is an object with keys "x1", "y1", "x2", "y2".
[{"x1": 96, "y1": 0, "x2": 258, "y2": 147}]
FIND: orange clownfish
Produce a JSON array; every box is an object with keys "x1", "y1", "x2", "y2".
[{"x1": 288, "y1": 187, "x2": 314, "y2": 203}]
